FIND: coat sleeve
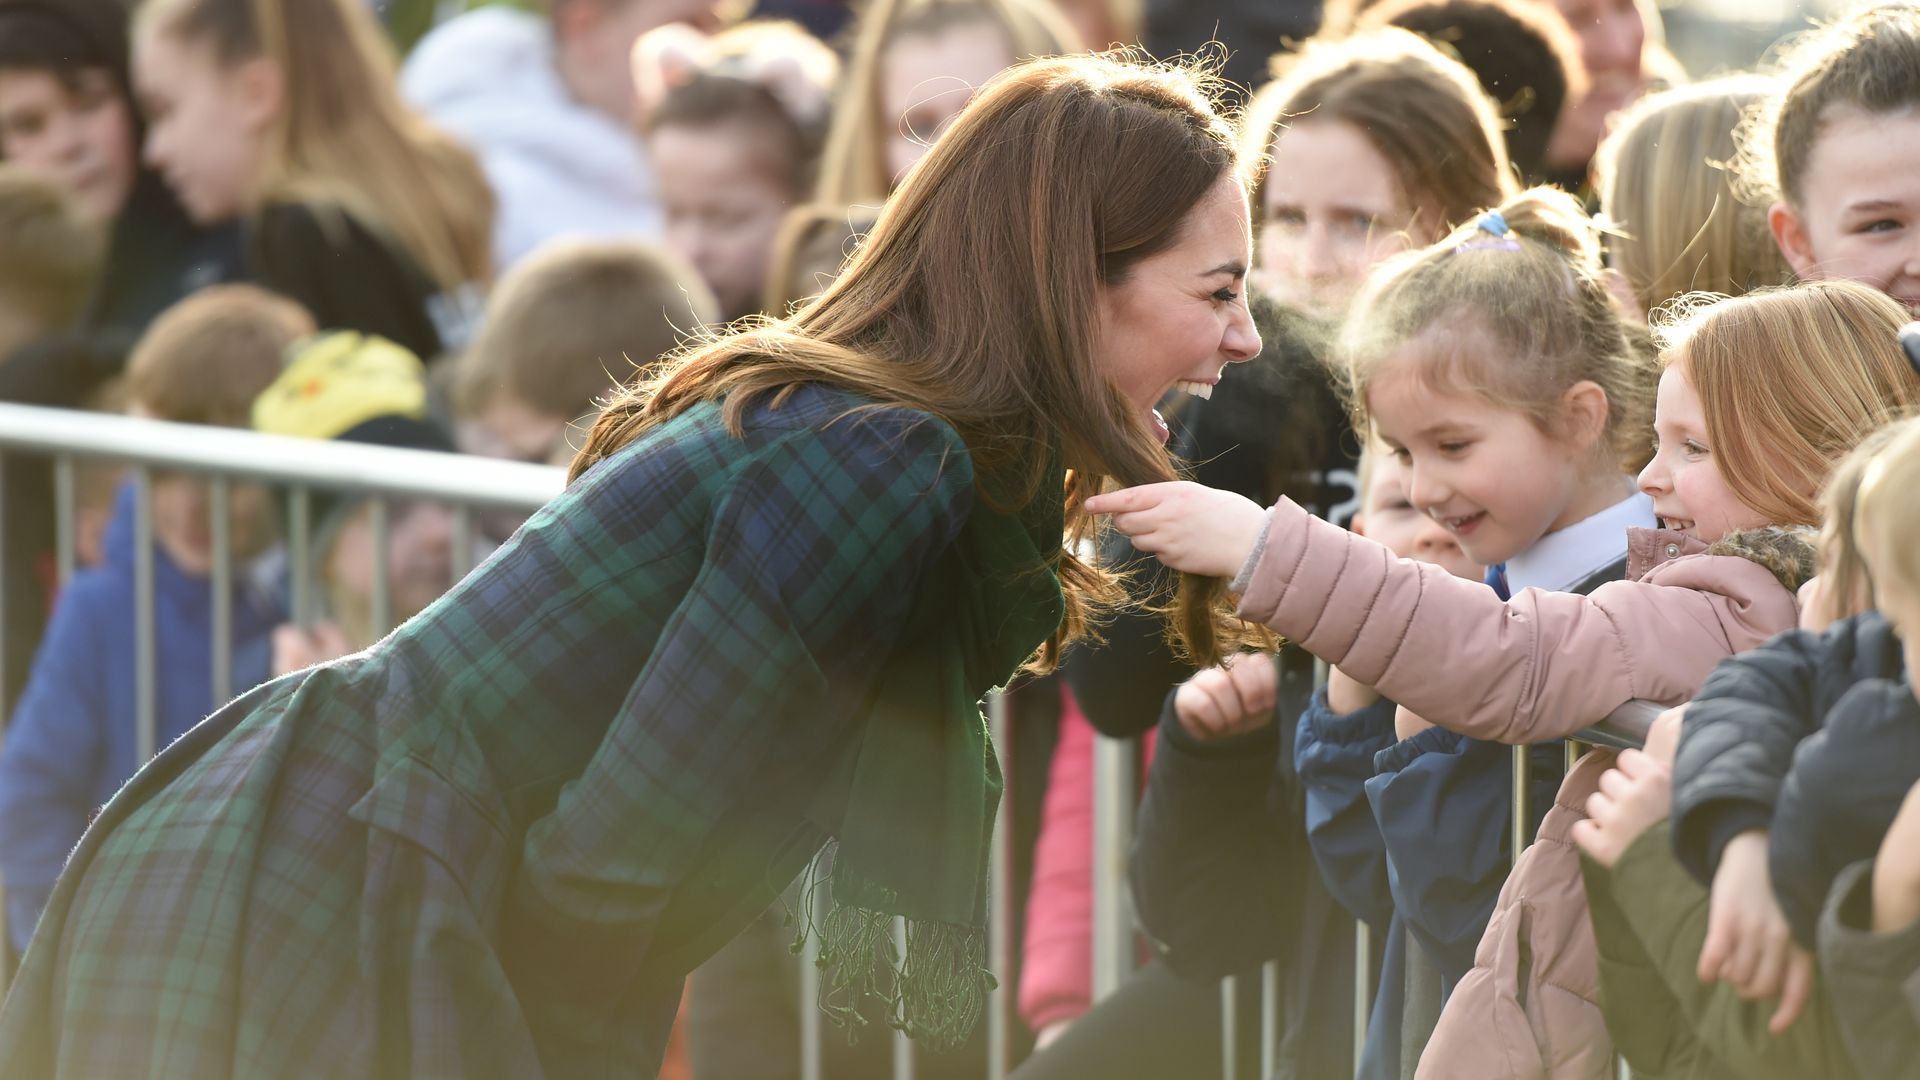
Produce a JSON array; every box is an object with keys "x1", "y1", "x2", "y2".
[
  {"x1": 1769, "y1": 680, "x2": 1920, "y2": 948},
  {"x1": 0, "y1": 577, "x2": 112, "y2": 952},
  {"x1": 1130, "y1": 670, "x2": 1296, "y2": 980},
  {"x1": 1608, "y1": 822, "x2": 1861, "y2": 1080},
  {"x1": 1364, "y1": 729, "x2": 1560, "y2": 987},
  {"x1": 1295, "y1": 689, "x2": 1397, "y2": 929},
  {"x1": 1671, "y1": 617, "x2": 1875, "y2": 887},
  {"x1": 1234, "y1": 500, "x2": 1794, "y2": 746},
  {"x1": 1818, "y1": 858, "x2": 1920, "y2": 1080},
  {"x1": 496, "y1": 414, "x2": 975, "y2": 1067}
]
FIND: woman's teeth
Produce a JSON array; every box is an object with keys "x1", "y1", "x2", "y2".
[{"x1": 1173, "y1": 380, "x2": 1213, "y2": 401}]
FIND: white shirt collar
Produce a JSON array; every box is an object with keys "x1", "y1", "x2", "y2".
[{"x1": 1506, "y1": 491, "x2": 1656, "y2": 594}]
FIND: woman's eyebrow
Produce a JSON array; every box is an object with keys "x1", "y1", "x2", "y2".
[{"x1": 1200, "y1": 261, "x2": 1247, "y2": 278}]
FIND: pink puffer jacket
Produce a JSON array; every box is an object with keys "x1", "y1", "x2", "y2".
[
  {"x1": 1235, "y1": 498, "x2": 1808, "y2": 743},
  {"x1": 1417, "y1": 752, "x2": 1618, "y2": 1079}
]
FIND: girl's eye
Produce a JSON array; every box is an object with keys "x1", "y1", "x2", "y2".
[
  {"x1": 1212, "y1": 287, "x2": 1239, "y2": 303},
  {"x1": 1268, "y1": 207, "x2": 1306, "y2": 226},
  {"x1": 1391, "y1": 447, "x2": 1412, "y2": 465},
  {"x1": 1858, "y1": 219, "x2": 1903, "y2": 235},
  {"x1": 1684, "y1": 440, "x2": 1710, "y2": 458},
  {"x1": 1438, "y1": 440, "x2": 1471, "y2": 454}
]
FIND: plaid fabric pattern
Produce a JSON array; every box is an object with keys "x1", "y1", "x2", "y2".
[{"x1": 0, "y1": 386, "x2": 978, "y2": 1079}]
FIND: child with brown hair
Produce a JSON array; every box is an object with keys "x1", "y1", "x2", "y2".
[
  {"x1": 0, "y1": 283, "x2": 307, "y2": 955},
  {"x1": 814, "y1": 0, "x2": 1075, "y2": 205},
  {"x1": 1745, "y1": 3, "x2": 1920, "y2": 312},
  {"x1": 638, "y1": 20, "x2": 838, "y2": 321},
  {"x1": 453, "y1": 238, "x2": 716, "y2": 470},
  {"x1": 1239, "y1": 27, "x2": 1515, "y2": 318}
]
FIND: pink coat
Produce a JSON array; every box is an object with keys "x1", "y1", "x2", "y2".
[
  {"x1": 1018, "y1": 686, "x2": 1156, "y2": 1033},
  {"x1": 1235, "y1": 499, "x2": 1804, "y2": 743},
  {"x1": 1235, "y1": 499, "x2": 1810, "y2": 1078}
]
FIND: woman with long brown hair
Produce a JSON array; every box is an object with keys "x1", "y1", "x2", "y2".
[{"x1": 0, "y1": 53, "x2": 1259, "y2": 1077}]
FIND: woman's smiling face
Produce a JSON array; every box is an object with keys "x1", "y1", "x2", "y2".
[{"x1": 1095, "y1": 174, "x2": 1264, "y2": 443}]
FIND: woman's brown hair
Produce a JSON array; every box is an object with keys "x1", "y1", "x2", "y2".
[
  {"x1": 136, "y1": 0, "x2": 493, "y2": 292},
  {"x1": 576, "y1": 54, "x2": 1254, "y2": 667},
  {"x1": 1655, "y1": 280, "x2": 1920, "y2": 529},
  {"x1": 1240, "y1": 28, "x2": 1513, "y2": 241}
]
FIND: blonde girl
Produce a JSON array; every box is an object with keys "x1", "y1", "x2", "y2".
[
  {"x1": 1597, "y1": 74, "x2": 1793, "y2": 318},
  {"x1": 1239, "y1": 27, "x2": 1514, "y2": 316},
  {"x1": 1744, "y1": 3, "x2": 1920, "y2": 311},
  {"x1": 132, "y1": 0, "x2": 492, "y2": 358},
  {"x1": 813, "y1": 0, "x2": 1075, "y2": 205}
]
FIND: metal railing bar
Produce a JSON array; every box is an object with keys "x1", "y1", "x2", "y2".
[
  {"x1": 986, "y1": 692, "x2": 1012, "y2": 1080},
  {"x1": 893, "y1": 916, "x2": 915, "y2": 1080},
  {"x1": 1090, "y1": 733, "x2": 1136, "y2": 999},
  {"x1": 0, "y1": 403, "x2": 561, "y2": 510}
]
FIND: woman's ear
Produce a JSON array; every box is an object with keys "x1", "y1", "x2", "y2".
[
  {"x1": 1560, "y1": 379, "x2": 1612, "y2": 454},
  {"x1": 232, "y1": 56, "x2": 284, "y2": 134},
  {"x1": 1769, "y1": 200, "x2": 1820, "y2": 281}
]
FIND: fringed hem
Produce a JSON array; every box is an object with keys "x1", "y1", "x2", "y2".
[{"x1": 785, "y1": 842, "x2": 995, "y2": 1053}]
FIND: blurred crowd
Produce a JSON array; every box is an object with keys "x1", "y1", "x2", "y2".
[{"x1": 1, "y1": 0, "x2": 1918, "y2": 1077}]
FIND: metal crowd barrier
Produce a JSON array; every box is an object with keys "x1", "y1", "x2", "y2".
[
  {"x1": 0, "y1": 402, "x2": 1659, "y2": 1078},
  {"x1": 0, "y1": 402, "x2": 565, "y2": 995}
]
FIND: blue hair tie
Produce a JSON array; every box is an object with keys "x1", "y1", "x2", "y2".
[{"x1": 1455, "y1": 209, "x2": 1521, "y2": 254}]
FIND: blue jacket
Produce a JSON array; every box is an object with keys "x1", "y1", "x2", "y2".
[
  {"x1": 0, "y1": 482, "x2": 281, "y2": 950},
  {"x1": 1294, "y1": 689, "x2": 1405, "y2": 1080}
]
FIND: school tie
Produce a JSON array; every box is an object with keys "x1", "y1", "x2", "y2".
[{"x1": 1485, "y1": 563, "x2": 1511, "y2": 601}]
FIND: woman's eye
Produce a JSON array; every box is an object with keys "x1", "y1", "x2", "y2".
[{"x1": 1212, "y1": 287, "x2": 1239, "y2": 303}]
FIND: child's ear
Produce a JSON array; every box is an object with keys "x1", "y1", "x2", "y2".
[
  {"x1": 1560, "y1": 380, "x2": 1612, "y2": 454},
  {"x1": 1769, "y1": 201, "x2": 1820, "y2": 281},
  {"x1": 232, "y1": 56, "x2": 284, "y2": 134}
]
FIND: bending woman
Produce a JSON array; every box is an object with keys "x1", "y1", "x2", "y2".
[{"x1": 0, "y1": 53, "x2": 1261, "y2": 1079}]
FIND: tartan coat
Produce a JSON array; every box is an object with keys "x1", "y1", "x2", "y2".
[{"x1": 0, "y1": 386, "x2": 990, "y2": 1079}]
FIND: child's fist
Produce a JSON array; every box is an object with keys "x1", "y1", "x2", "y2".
[{"x1": 1173, "y1": 654, "x2": 1279, "y2": 742}]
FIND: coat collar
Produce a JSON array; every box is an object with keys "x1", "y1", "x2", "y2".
[{"x1": 1625, "y1": 526, "x2": 1710, "y2": 580}]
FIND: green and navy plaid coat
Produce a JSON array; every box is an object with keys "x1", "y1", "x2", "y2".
[{"x1": 0, "y1": 386, "x2": 990, "y2": 1078}]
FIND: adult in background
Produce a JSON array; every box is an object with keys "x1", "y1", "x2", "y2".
[{"x1": 0, "y1": 52, "x2": 1261, "y2": 1077}]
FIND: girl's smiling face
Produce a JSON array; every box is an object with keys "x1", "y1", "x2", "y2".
[{"x1": 1636, "y1": 364, "x2": 1771, "y2": 543}]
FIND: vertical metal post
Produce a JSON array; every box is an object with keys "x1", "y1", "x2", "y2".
[
  {"x1": 133, "y1": 469, "x2": 157, "y2": 766},
  {"x1": 369, "y1": 497, "x2": 392, "y2": 637},
  {"x1": 1219, "y1": 976, "x2": 1238, "y2": 1080},
  {"x1": 1260, "y1": 959, "x2": 1279, "y2": 1079},
  {"x1": 290, "y1": 487, "x2": 313, "y2": 629},
  {"x1": 986, "y1": 692, "x2": 1012, "y2": 1080},
  {"x1": 450, "y1": 503, "x2": 474, "y2": 583},
  {"x1": 799, "y1": 880, "x2": 823, "y2": 1080},
  {"x1": 1566, "y1": 739, "x2": 1583, "y2": 774},
  {"x1": 210, "y1": 477, "x2": 233, "y2": 704},
  {"x1": 892, "y1": 917, "x2": 914, "y2": 1080},
  {"x1": 1511, "y1": 744, "x2": 1532, "y2": 860},
  {"x1": 1354, "y1": 920, "x2": 1372, "y2": 1075},
  {"x1": 1091, "y1": 733, "x2": 1137, "y2": 998},
  {"x1": 0, "y1": 451, "x2": 9, "y2": 995},
  {"x1": 53, "y1": 455, "x2": 76, "y2": 588}
]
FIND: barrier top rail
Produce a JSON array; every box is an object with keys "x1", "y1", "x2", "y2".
[
  {"x1": 0, "y1": 402, "x2": 566, "y2": 511},
  {"x1": 1578, "y1": 700, "x2": 1663, "y2": 751}
]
